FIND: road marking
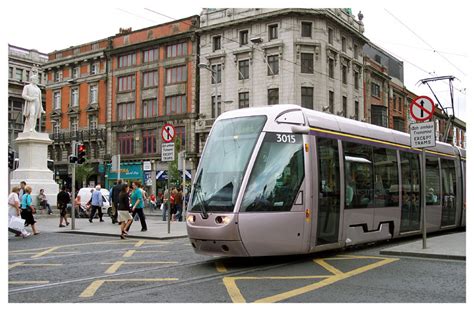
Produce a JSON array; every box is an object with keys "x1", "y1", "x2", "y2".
[
  {"x1": 134, "y1": 240, "x2": 146, "y2": 247},
  {"x1": 123, "y1": 250, "x2": 136, "y2": 257},
  {"x1": 31, "y1": 247, "x2": 60, "y2": 258},
  {"x1": 103, "y1": 261, "x2": 178, "y2": 273},
  {"x1": 9, "y1": 262, "x2": 24, "y2": 269},
  {"x1": 123, "y1": 250, "x2": 169, "y2": 257},
  {"x1": 223, "y1": 255, "x2": 399, "y2": 303},
  {"x1": 80, "y1": 278, "x2": 179, "y2": 298},
  {"x1": 9, "y1": 281, "x2": 50, "y2": 285},
  {"x1": 105, "y1": 261, "x2": 125, "y2": 274},
  {"x1": 9, "y1": 262, "x2": 63, "y2": 269},
  {"x1": 216, "y1": 262, "x2": 227, "y2": 273}
]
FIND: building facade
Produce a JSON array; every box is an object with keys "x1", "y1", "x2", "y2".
[
  {"x1": 8, "y1": 45, "x2": 48, "y2": 152},
  {"x1": 196, "y1": 8, "x2": 368, "y2": 154},
  {"x1": 43, "y1": 39, "x2": 109, "y2": 188}
]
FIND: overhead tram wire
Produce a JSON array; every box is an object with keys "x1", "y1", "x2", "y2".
[
  {"x1": 117, "y1": 8, "x2": 160, "y2": 24},
  {"x1": 384, "y1": 9, "x2": 466, "y2": 77}
]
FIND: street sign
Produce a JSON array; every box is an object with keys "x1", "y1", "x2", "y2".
[
  {"x1": 410, "y1": 96, "x2": 435, "y2": 122},
  {"x1": 161, "y1": 123, "x2": 175, "y2": 143},
  {"x1": 410, "y1": 121, "x2": 436, "y2": 148},
  {"x1": 143, "y1": 161, "x2": 152, "y2": 171},
  {"x1": 161, "y1": 142, "x2": 175, "y2": 162}
]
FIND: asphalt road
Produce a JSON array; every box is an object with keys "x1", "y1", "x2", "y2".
[{"x1": 8, "y1": 232, "x2": 465, "y2": 303}]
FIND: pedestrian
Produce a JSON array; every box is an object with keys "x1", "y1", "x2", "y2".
[
  {"x1": 20, "y1": 185, "x2": 39, "y2": 235},
  {"x1": 140, "y1": 185, "x2": 148, "y2": 210},
  {"x1": 162, "y1": 188, "x2": 169, "y2": 221},
  {"x1": 118, "y1": 183, "x2": 132, "y2": 239},
  {"x1": 149, "y1": 193, "x2": 157, "y2": 210},
  {"x1": 112, "y1": 179, "x2": 123, "y2": 224},
  {"x1": 38, "y1": 189, "x2": 53, "y2": 215},
  {"x1": 170, "y1": 187, "x2": 178, "y2": 221},
  {"x1": 126, "y1": 181, "x2": 147, "y2": 232},
  {"x1": 175, "y1": 187, "x2": 184, "y2": 222},
  {"x1": 88, "y1": 185, "x2": 104, "y2": 223},
  {"x1": 57, "y1": 186, "x2": 70, "y2": 227},
  {"x1": 18, "y1": 181, "x2": 26, "y2": 201},
  {"x1": 8, "y1": 186, "x2": 30, "y2": 237}
]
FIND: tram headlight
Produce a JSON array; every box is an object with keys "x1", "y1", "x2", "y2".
[
  {"x1": 187, "y1": 215, "x2": 196, "y2": 224},
  {"x1": 215, "y1": 216, "x2": 231, "y2": 225}
]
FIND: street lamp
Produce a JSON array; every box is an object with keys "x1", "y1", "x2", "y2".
[{"x1": 198, "y1": 63, "x2": 219, "y2": 119}]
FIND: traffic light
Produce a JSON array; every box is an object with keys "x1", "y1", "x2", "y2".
[
  {"x1": 69, "y1": 154, "x2": 78, "y2": 163},
  {"x1": 77, "y1": 143, "x2": 87, "y2": 164},
  {"x1": 8, "y1": 150, "x2": 15, "y2": 170}
]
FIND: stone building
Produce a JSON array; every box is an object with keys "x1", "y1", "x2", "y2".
[{"x1": 196, "y1": 8, "x2": 368, "y2": 153}]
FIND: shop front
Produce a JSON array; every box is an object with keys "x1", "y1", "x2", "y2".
[{"x1": 105, "y1": 162, "x2": 144, "y2": 189}]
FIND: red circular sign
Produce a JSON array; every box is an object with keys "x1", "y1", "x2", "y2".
[
  {"x1": 161, "y1": 123, "x2": 175, "y2": 143},
  {"x1": 410, "y1": 96, "x2": 435, "y2": 122}
]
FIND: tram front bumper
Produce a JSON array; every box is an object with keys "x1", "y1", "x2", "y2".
[{"x1": 189, "y1": 238, "x2": 249, "y2": 257}]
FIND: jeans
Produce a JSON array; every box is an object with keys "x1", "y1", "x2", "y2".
[
  {"x1": 175, "y1": 204, "x2": 183, "y2": 221},
  {"x1": 162, "y1": 205, "x2": 168, "y2": 221}
]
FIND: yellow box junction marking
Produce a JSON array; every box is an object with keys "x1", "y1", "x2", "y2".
[
  {"x1": 80, "y1": 278, "x2": 179, "y2": 298},
  {"x1": 223, "y1": 255, "x2": 399, "y2": 303},
  {"x1": 103, "y1": 261, "x2": 179, "y2": 274},
  {"x1": 215, "y1": 262, "x2": 228, "y2": 273},
  {"x1": 9, "y1": 281, "x2": 50, "y2": 285},
  {"x1": 31, "y1": 247, "x2": 60, "y2": 258}
]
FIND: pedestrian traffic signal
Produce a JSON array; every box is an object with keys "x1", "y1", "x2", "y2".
[
  {"x1": 8, "y1": 150, "x2": 15, "y2": 169},
  {"x1": 77, "y1": 143, "x2": 87, "y2": 164}
]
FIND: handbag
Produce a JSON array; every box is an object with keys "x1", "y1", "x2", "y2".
[{"x1": 9, "y1": 216, "x2": 26, "y2": 232}]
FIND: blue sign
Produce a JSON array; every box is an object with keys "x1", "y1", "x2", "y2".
[{"x1": 106, "y1": 163, "x2": 143, "y2": 180}]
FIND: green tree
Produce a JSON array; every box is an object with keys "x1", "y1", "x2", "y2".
[
  {"x1": 75, "y1": 163, "x2": 94, "y2": 188},
  {"x1": 168, "y1": 137, "x2": 181, "y2": 186}
]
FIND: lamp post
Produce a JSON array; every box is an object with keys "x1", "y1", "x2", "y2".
[{"x1": 198, "y1": 63, "x2": 219, "y2": 119}]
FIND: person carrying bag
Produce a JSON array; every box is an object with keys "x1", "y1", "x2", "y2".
[{"x1": 20, "y1": 185, "x2": 39, "y2": 235}]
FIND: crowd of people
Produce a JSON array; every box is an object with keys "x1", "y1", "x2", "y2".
[{"x1": 8, "y1": 179, "x2": 189, "y2": 239}]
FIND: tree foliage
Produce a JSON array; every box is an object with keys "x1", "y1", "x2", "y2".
[{"x1": 75, "y1": 163, "x2": 94, "y2": 188}]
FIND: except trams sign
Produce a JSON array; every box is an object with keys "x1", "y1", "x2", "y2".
[
  {"x1": 410, "y1": 121, "x2": 436, "y2": 148},
  {"x1": 161, "y1": 143, "x2": 175, "y2": 162}
]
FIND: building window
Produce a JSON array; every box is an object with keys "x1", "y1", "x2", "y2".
[
  {"x1": 143, "y1": 48, "x2": 159, "y2": 63},
  {"x1": 212, "y1": 36, "x2": 221, "y2": 52},
  {"x1": 71, "y1": 88, "x2": 79, "y2": 107},
  {"x1": 142, "y1": 98, "x2": 158, "y2": 118},
  {"x1": 239, "y1": 92, "x2": 249, "y2": 108},
  {"x1": 53, "y1": 91, "x2": 61, "y2": 110},
  {"x1": 89, "y1": 115, "x2": 97, "y2": 131},
  {"x1": 393, "y1": 117, "x2": 404, "y2": 132},
  {"x1": 89, "y1": 84, "x2": 98, "y2": 103},
  {"x1": 341, "y1": 36, "x2": 347, "y2": 52},
  {"x1": 211, "y1": 95, "x2": 221, "y2": 118},
  {"x1": 175, "y1": 126, "x2": 186, "y2": 147},
  {"x1": 166, "y1": 65, "x2": 187, "y2": 84},
  {"x1": 375, "y1": 54, "x2": 382, "y2": 63},
  {"x1": 70, "y1": 117, "x2": 78, "y2": 133},
  {"x1": 117, "y1": 102, "x2": 136, "y2": 121},
  {"x1": 301, "y1": 53, "x2": 314, "y2": 74},
  {"x1": 165, "y1": 95, "x2": 187, "y2": 115},
  {"x1": 354, "y1": 71, "x2": 360, "y2": 90},
  {"x1": 398, "y1": 97, "x2": 403, "y2": 111},
  {"x1": 143, "y1": 70, "x2": 158, "y2": 88},
  {"x1": 268, "y1": 24, "x2": 278, "y2": 40},
  {"x1": 210, "y1": 64, "x2": 222, "y2": 84},
  {"x1": 267, "y1": 55, "x2": 279, "y2": 75},
  {"x1": 371, "y1": 105, "x2": 388, "y2": 127},
  {"x1": 342, "y1": 65, "x2": 348, "y2": 84},
  {"x1": 328, "y1": 90, "x2": 334, "y2": 113},
  {"x1": 301, "y1": 22, "x2": 312, "y2": 37},
  {"x1": 54, "y1": 70, "x2": 62, "y2": 82},
  {"x1": 354, "y1": 101, "x2": 359, "y2": 120},
  {"x1": 354, "y1": 43, "x2": 359, "y2": 59},
  {"x1": 238, "y1": 60, "x2": 249, "y2": 80},
  {"x1": 90, "y1": 62, "x2": 99, "y2": 75},
  {"x1": 9, "y1": 67, "x2": 13, "y2": 79},
  {"x1": 342, "y1": 96, "x2": 347, "y2": 117},
  {"x1": 16, "y1": 68, "x2": 23, "y2": 81},
  {"x1": 371, "y1": 82, "x2": 381, "y2": 98},
  {"x1": 118, "y1": 75, "x2": 136, "y2": 92},
  {"x1": 166, "y1": 42, "x2": 187, "y2": 58},
  {"x1": 142, "y1": 130, "x2": 156, "y2": 154},
  {"x1": 301, "y1": 87, "x2": 313, "y2": 109},
  {"x1": 53, "y1": 122, "x2": 60, "y2": 136},
  {"x1": 72, "y1": 67, "x2": 79, "y2": 79},
  {"x1": 240, "y1": 30, "x2": 248, "y2": 46},
  {"x1": 328, "y1": 27, "x2": 334, "y2": 44},
  {"x1": 268, "y1": 88, "x2": 279, "y2": 105},
  {"x1": 117, "y1": 132, "x2": 134, "y2": 155},
  {"x1": 118, "y1": 53, "x2": 136, "y2": 68},
  {"x1": 328, "y1": 58, "x2": 335, "y2": 78}
]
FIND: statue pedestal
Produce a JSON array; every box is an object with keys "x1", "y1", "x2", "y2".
[{"x1": 10, "y1": 132, "x2": 59, "y2": 207}]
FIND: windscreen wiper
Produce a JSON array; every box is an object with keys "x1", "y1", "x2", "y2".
[{"x1": 194, "y1": 185, "x2": 209, "y2": 219}]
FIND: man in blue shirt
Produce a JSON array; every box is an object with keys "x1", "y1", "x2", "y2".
[{"x1": 89, "y1": 185, "x2": 104, "y2": 223}]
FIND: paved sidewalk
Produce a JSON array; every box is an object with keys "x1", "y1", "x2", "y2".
[
  {"x1": 380, "y1": 231, "x2": 466, "y2": 260},
  {"x1": 31, "y1": 212, "x2": 188, "y2": 240}
]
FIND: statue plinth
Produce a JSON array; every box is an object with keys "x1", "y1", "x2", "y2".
[{"x1": 10, "y1": 131, "x2": 59, "y2": 207}]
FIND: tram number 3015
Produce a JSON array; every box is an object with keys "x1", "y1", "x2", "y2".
[{"x1": 275, "y1": 134, "x2": 296, "y2": 143}]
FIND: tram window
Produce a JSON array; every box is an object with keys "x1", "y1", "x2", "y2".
[
  {"x1": 241, "y1": 133, "x2": 304, "y2": 212},
  {"x1": 426, "y1": 156, "x2": 440, "y2": 205},
  {"x1": 400, "y1": 151, "x2": 421, "y2": 233},
  {"x1": 441, "y1": 159, "x2": 456, "y2": 226},
  {"x1": 344, "y1": 142, "x2": 372, "y2": 208},
  {"x1": 373, "y1": 147, "x2": 398, "y2": 207}
]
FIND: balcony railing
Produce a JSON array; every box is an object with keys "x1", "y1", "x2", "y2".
[{"x1": 50, "y1": 128, "x2": 106, "y2": 143}]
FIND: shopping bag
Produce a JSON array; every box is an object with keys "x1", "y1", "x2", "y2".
[
  {"x1": 160, "y1": 203, "x2": 164, "y2": 211},
  {"x1": 9, "y1": 216, "x2": 25, "y2": 232}
]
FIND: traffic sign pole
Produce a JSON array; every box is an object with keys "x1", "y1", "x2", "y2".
[{"x1": 161, "y1": 123, "x2": 176, "y2": 234}]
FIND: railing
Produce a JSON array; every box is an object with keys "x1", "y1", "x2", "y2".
[{"x1": 49, "y1": 128, "x2": 106, "y2": 143}]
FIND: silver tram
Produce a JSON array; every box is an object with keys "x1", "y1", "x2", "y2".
[{"x1": 186, "y1": 105, "x2": 466, "y2": 257}]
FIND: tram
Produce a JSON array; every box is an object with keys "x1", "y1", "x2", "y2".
[{"x1": 186, "y1": 105, "x2": 466, "y2": 257}]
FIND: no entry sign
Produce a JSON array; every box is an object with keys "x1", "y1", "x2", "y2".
[{"x1": 410, "y1": 96, "x2": 435, "y2": 122}]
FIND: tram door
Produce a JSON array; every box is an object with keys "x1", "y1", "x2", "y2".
[
  {"x1": 316, "y1": 138, "x2": 341, "y2": 245},
  {"x1": 400, "y1": 152, "x2": 421, "y2": 233}
]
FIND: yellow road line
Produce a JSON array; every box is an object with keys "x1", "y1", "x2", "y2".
[
  {"x1": 31, "y1": 247, "x2": 60, "y2": 259},
  {"x1": 123, "y1": 250, "x2": 136, "y2": 257},
  {"x1": 9, "y1": 281, "x2": 50, "y2": 285},
  {"x1": 223, "y1": 277, "x2": 246, "y2": 303},
  {"x1": 103, "y1": 261, "x2": 178, "y2": 273},
  {"x1": 134, "y1": 240, "x2": 146, "y2": 247},
  {"x1": 105, "y1": 261, "x2": 125, "y2": 274},
  {"x1": 314, "y1": 259, "x2": 343, "y2": 275},
  {"x1": 216, "y1": 262, "x2": 227, "y2": 273},
  {"x1": 9, "y1": 262, "x2": 24, "y2": 269},
  {"x1": 80, "y1": 278, "x2": 178, "y2": 298},
  {"x1": 21, "y1": 263, "x2": 63, "y2": 267}
]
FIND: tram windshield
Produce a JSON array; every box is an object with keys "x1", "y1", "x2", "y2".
[
  {"x1": 241, "y1": 133, "x2": 304, "y2": 212},
  {"x1": 190, "y1": 116, "x2": 267, "y2": 213}
]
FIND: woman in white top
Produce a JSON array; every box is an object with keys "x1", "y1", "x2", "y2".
[{"x1": 8, "y1": 186, "x2": 21, "y2": 219}]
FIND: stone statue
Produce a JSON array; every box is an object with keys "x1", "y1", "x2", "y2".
[{"x1": 22, "y1": 70, "x2": 44, "y2": 133}]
